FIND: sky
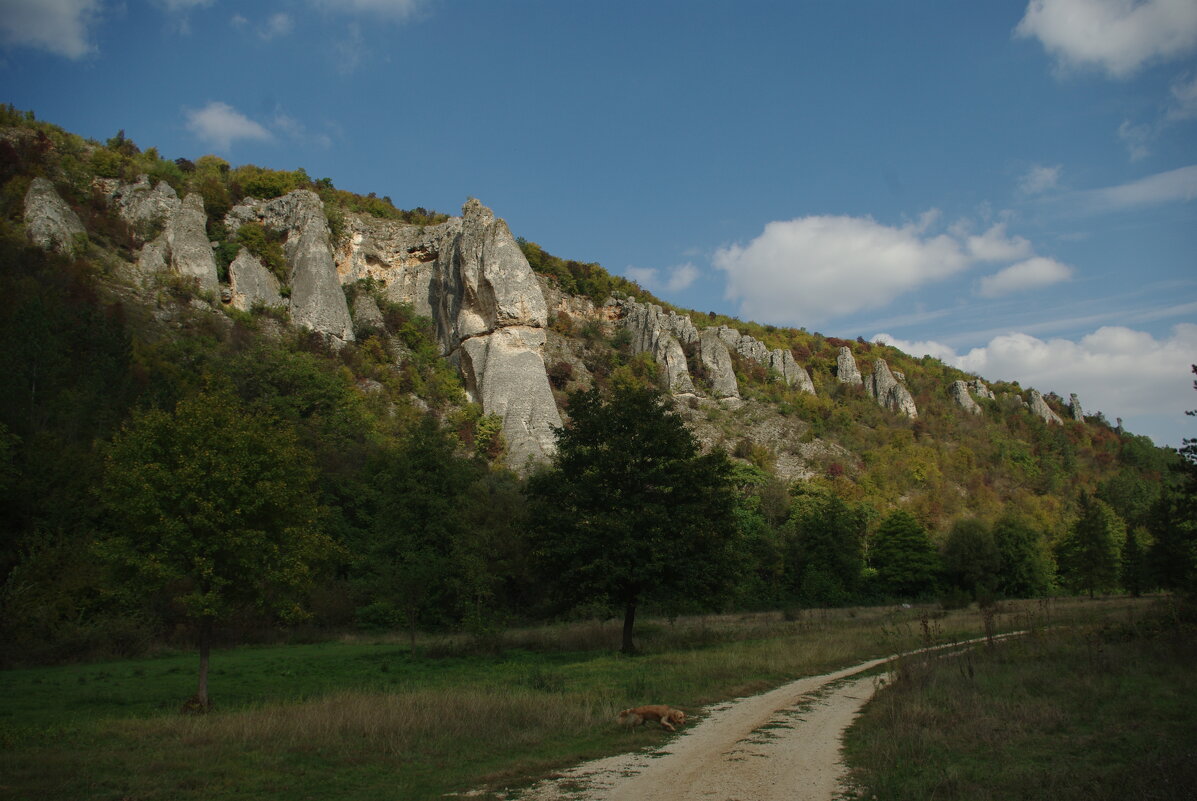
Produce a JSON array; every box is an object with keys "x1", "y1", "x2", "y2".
[{"x1": 1, "y1": 0, "x2": 1195, "y2": 448}]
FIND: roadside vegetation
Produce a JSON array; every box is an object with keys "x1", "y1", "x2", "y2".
[{"x1": 844, "y1": 598, "x2": 1197, "y2": 801}]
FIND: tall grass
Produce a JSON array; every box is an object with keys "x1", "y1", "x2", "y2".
[{"x1": 842, "y1": 598, "x2": 1197, "y2": 801}]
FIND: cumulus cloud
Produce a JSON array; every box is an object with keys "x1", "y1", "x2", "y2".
[
  {"x1": 184, "y1": 102, "x2": 272, "y2": 150},
  {"x1": 965, "y1": 223, "x2": 1034, "y2": 262},
  {"x1": 1016, "y1": 0, "x2": 1197, "y2": 78},
  {"x1": 0, "y1": 0, "x2": 101, "y2": 59},
  {"x1": 714, "y1": 215, "x2": 970, "y2": 325},
  {"x1": 625, "y1": 263, "x2": 700, "y2": 294},
  {"x1": 1018, "y1": 164, "x2": 1062, "y2": 195},
  {"x1": 1118, "y1": 119, "x2": 1153, "y2": 161},
  {"x1": 876, "y1": 323, "x2": 1197, "y2": 446},
  {"x1": 259, "y1": 12, "x2": 294, "y2": 40},
  {"x1": 978, "y1": 257, "x2": 1074, "y2": 298}
]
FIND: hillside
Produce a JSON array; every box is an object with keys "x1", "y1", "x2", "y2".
[{"x1": 0, "y1": 107, "x2": 1189, "y2": 664}]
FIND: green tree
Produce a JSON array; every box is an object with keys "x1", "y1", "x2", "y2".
[
  {"x1": 990, "y1": 515, "x2": 1053, "y2": 598},
  {"x1": 942, "y1": 518, "x2": 999, "y2": 600},
  {"x1": 870, "y1": 509, "x2": 940, "y2": 598},
  {"x1": 1057, "y1": 494, "x2": 1124, "y2": 598},
  {"x1": 97, "y1": 389, "x2": 330, "y2": 709},
  {"x1": 784, "y1": 486, "x2": 868, "y2": 605},
  {"x1": 526, "y1": 385, "x2": 738, "y2": 653},
  {"x1": 1121, "y1": 526, "x2": 1150, "y2": 597},
  {"x1": 1147, "y1": 365, "x2": 1197, "y2": 595}
]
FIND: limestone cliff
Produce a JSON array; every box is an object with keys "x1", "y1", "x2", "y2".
[
  {"x1": 835, "y1": 346, "x2": 863, "y2": 386},
  {"x1": 336, "y1": 198, "x2": 561, "y2": 467},
  {"x1": 1028, "y1": 389, "x2": 1064, "y2": 425},
  {"x1": 618, "y1": 299, "x2": 696, "y2": 395},
  {"x1": 865, "y1": 359, "x2": 918, "y2": 418},
  {"x1": 24, "y1": 178, "x2": 85, "y2": 254},
  {"x1": 699, "y1": 327, "x2": 741, "y2": 401},
  {"x1": 950, "y1": 380, "x2": 982, "y2": 415},
  {"x1": 1069, "y1": 393, "x2": 1084, "y2": 421},
  {"x1": 226, "y1": 190, "x2": 354, "y2": 345}
]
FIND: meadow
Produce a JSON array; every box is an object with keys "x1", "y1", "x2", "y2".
[{"x1": 0, "y1": 596, "x2": 1172, "y2": 800}]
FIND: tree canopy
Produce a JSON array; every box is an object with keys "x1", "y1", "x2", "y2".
[{"x1": 526, "y1": 385, "x2": 738, "y2": 653}]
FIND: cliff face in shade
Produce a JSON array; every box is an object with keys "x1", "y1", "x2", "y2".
[{"x1": 24, "y1": 178, "x2": 85, "y2": 254}]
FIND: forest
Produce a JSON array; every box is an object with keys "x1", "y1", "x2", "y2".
[{"x1": 1, "y1": 105, "x2": 1194, "y2": 684}]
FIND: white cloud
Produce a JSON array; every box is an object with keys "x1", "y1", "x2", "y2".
[
  {"x1": 1016, "y1": 0, "x2": 1197, "y2": 78},
  {"x1": 184, "y1": 102, "x2": 272, "y2": 151},
  {"x1": 0, "y1": 0, "x2": 100, "y2": 59},
  {"x1": 310, "y1": 0, "x2": 425, "y2": 20},
  {"x1": 714, "y1": 215, "x2": 971, "y2": 325},
  {"x1": 154, "y1": 0, "x2": 214, "y2": 10},
  {"x1": 625, "y1": 263, "x2": 700, "y2": 294},
  {"x1": 1019, "y1": 164, "x2": 1062, "y2": 195},
  {"x1": 872, "y1": 333, "x2": 961, "y2": 363},
  {"x1": 1166, "y1": 72, "x2": 1197, "y2": 120},
  {"x1": 978, "y1": 257, "x2": 1074, "y2": 298},
  {"x1": 260, "y1": 12, "x2": 294, "y2": 40},
  {"x1": 966, "y1": 223, "x2": 1034, "y2": 262},
  {"x1": 1117, "y1": 119, "x2": 1153, "y2": 161},
  {"x1": 272, "y1": 110, "x2": 332, "y2": 149},
  {"x1": 1080, "y1": 163, "x2": 1197, "y2": 211},
  {"x1": 875, "y1": 323, "x2": 1197, "y2": 446}
]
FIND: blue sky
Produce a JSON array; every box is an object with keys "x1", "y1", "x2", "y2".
[{"x1": 2, "y1": 0, "x2": 1195, "y2": 447}]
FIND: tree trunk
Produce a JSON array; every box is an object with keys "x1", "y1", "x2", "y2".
[
  {"x1": 196, "y1": 616, "x2": 213, "y2": 710},
  {"x1": 622, "y1": 600, "x2": 638, "y2": 655}
]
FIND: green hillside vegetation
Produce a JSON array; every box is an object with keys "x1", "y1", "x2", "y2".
[{"x1": 1, "y1": 105, "x2": 1194, "y2": 684}]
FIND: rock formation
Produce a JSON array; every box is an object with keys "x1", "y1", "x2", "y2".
[
  {"x1": 1027, "y1": 389, "x2": 1063, "y2": 425},
  {"x1": 164, "y1": 193, "x2": 220, "y2": 297},
  {"x1": 714, "y1": 326, "x2": 816, "y2": 394},
  {"x1": 336, "y1": 198, "x2": 562, "y2": 467},
  {"x1": 227, "y1": 190, "x2": 354, "y2": 345},
  {"x1": 699, "y1": 328, "x2": 741, "y2": 401},
  {"x1": 227, "y1": 248, "x2": 283, "y2": 312},
  {"x1": 98, "y1": 174, "x2": 180, "y2": 233},
  {"x1": 836, "y1": 346, "x2": 863, "y2": 386},
  {"x1": 967, "y1": 378, "x2": 995, "y2": 400},
  {"x1": 950, "y1": 380, "x2": 982, "y2": 415},
  {"x1": 618, "y1": 299, "x2": 696, "y2": 395},
  {"x1": 1069, "y1": 393, "x2": 1083, "y2": 421},
  {"x1": 865, "y1": 359, "x2": 918, "y2": 418},
  {"x1": 24, "y1": 177, "x2": 85, "y2": 254}
]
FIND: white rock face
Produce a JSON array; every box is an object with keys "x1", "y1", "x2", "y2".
[
  {"x1": 226, "y1": 190, "x2": 354, "y2": 345},
  {"x1": 967, "y1": 378, "x2": 995, "y2": 400},
  {"x1": 227, "y1": 248, "x2": 283, "y2": 312},
  {"x1": 699, "y1": 327, "x2": 741, "y2": 400},
  {"x1": 99, "y1": 175, "x2": 181, "y2": 233},
  {"x1": 620, "y1": 299, "x2": 696, "y2": 395},
  {"x1": 165, "y1": 193, "x2": 220, "y2": 296},
  {"x1": 866, "y1": 359, "x2": 918, "y2": 418},
  {"x1": 768, "y1": 348, "x2": 816, "y2": 394},
  {"x1": 24, "y1": 177, "x2": 85, "y2": 254},
  {"x1": 336, "y1": 198, "x2": 561, "y2": 467},
  {"x1": 1028, "y1": 389, "x2": 1063, "y2": 425},
  {"x1": 836, "y1": 346, "x2": 863, "y2": 386},
  {"x1": 950, "y1": 380, "x2": 982, "y2": 415},
  {"x1": 1069, "y1": 393, "x2": 1084, "y2": 421},
  {"x1": 459, "y1": 326, "x2": 561, "y2": 468}
]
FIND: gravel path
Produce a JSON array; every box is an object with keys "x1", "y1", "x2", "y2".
[{"x1": 511, "y1": 634, "x2": 1025, "y2": 801}]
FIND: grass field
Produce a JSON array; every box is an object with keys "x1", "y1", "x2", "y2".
[
  {"x1": 843, "y1": 597, "x2": 1197, "y2": 801},
  {"x1": 0, "y1": 596, "x2": 1166, "y2": 800}
]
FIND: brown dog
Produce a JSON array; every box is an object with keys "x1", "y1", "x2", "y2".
[{"x1": 618, "y1": 704, "x2": 686, "y2": 731}]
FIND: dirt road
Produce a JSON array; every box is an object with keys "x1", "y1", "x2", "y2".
[
  {"x1": 513, "y1": 634, "x2": 1022, "y2": 801},
  {"x1": 514, "y1": 656, "x2": 890, "y2": 801}
]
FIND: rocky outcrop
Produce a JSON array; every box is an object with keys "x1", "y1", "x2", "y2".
[
  {"x1": 227, "y1": 248, "x2": 283, "y2": 312},
  {"x1": 1069, "y1": 393, "x2": 1083, "y2": 421},
  {"x1": 950, "y1": 380, "x2": 982, "y2": 415},
  {"x1": 164, "y1": 193, "x2": 220, "y2": 296},
  {"x1": 715, "y1": 326, "x2": 816, "y2": 394},
  {"x1": 351, "y1": 292, "x2": 386, "y2": 335},
  {"x1": 836, "y1": 346, "x2": 863, "y2": 386},
  {"x1": 336, "y1": 199, "x2": 561, "y2": 467},
  {"x1": 459, "y1": 327, "x2": 561, "y2": 468},
  {"x1": 699, "y1": 328, "x2": 740, "y2": 401},
  {"x1": 227, "y1": 190, "x2": 354, "y2": 345},
  {"x1": 620, "y1": 299, "x2": 696, "y2": 395},
  {"x1": 866, "y1": 359, "x2": 918, "y2": 418},
  {"x1": 24, "y1": 178, "x2": 85, "y2": 254},
  {"x1": 97, "y1": 175, "x2": 180, "y2": 234},
  {"x1": 1028, "y1": 389, "x2": 1063, "y2": 425},
  {"x1": 967, "y1": 378, "x2": 995, "y2": 400}
]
